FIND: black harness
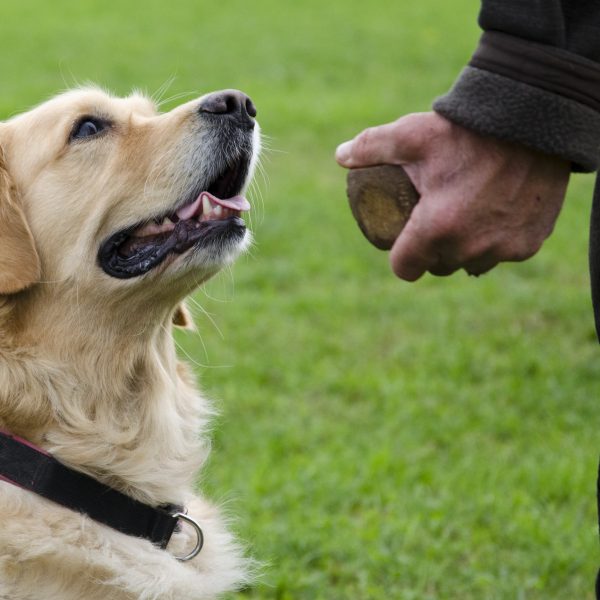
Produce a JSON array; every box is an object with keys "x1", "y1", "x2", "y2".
[{"x1": 0, "y1": 430, "x2": 203, "y2": 561}]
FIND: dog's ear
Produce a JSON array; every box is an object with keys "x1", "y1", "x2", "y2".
[
  {"x1": 0, "y1": 143, "x2": 40, "y2": 294},
  {"x1": 172, "y1": 302, "x2": 195, "y2": 330}
]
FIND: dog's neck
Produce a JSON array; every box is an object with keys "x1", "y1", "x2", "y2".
[{"x1": 0, "y1": 289, "x2": 209, "y2": 505}]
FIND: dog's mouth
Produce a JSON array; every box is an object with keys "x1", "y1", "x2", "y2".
[{"x1": 98, "y1": 159, "x2": 251, "y2": 279}]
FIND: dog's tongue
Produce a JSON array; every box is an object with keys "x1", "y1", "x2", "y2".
[{"x1": 202, "y1": 192, "x2": 251, "y2": 212}]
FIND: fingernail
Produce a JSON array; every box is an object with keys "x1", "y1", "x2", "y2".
[{"x1": 335, "y1": 141, "x2": 353, "y2": 165}]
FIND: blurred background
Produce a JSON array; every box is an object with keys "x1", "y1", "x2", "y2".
[{"x1": 2, "y1": 1, "x2": 599, "y2": 598}]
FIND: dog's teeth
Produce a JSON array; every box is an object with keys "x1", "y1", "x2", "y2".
[
  {"x1": 202, "y1": 195, "x2": 212, "y2": 216},
  {"x1": 214, "y1": 205, "x2": 223, "y2": 217}
]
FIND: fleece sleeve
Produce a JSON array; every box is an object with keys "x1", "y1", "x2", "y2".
[{"x1": 432, "y1": 1, "x2": 600, "y2": 172}]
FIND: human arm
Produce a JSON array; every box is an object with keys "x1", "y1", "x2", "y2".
[{"x1": 336, "y1": 2, "x2": 600, "y2": 280}]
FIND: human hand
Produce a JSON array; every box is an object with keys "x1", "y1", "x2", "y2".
[{"x1": 336, "y1": 112, "x2": 571, "y2": 280}]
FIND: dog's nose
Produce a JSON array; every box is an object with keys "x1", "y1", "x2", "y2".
[{"x1": 198, "y1": 90, "x2": 257, "y2": 127}]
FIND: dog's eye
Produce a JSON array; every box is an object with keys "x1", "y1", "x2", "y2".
[{"x1": 70, "y1": 117, "x2": 107, "y2": 141}]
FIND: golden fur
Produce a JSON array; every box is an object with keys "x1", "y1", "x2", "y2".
[{"x1": 0, "y1": 88, "x2": 260, "y2": 599}]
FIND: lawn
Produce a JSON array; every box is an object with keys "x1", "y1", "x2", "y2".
[{"x1": 1, "y1": 0, "x2": 599, "y2": 598}]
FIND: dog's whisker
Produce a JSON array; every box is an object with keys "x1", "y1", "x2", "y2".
[
  {"x1": 58, "y1": 63, "x2": 84, "y2": 95},
  {"x1": 197, "y1": 267, "x2": 238, "y2": 303},
  {"x1": 156, "y1": 90, "x2": 199, "y2": 109},
  {"x1": 151, "y1": 75, "x2": 177, "y2": 105},
  {"x1": 248, "y1": 166, "x2": 268, "y2": 228},
  {"x1": 166, "y1": 323, "x2": 232, "y2": 371},
  {"x1": 187, "y1": 299, "x2": 226, "y2": 341},
  {"x1": 176, "y1": 345, "x2": 233, "y2": 371},
  {"x1": 198, "y1": 288, "x2": 234, "y2": 303}
]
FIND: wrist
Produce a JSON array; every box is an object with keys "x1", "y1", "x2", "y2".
[{"x1": 433, "y1": 66, "x2": 600, "y2": 172}]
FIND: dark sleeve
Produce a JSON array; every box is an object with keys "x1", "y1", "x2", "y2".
[{"x1": 432, "y1": 1, "x2": 600, "y2": 172}]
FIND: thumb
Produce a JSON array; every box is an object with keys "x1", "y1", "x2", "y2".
[{"x1": 335, "y1": 113, "x2": 426, "y2": 168}]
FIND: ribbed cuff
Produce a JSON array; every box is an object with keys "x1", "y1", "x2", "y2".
[
  {"x1": 471, "y1": 32, "x2": 600, "y2": 113},
  {"x1": 434, "y1": 66, "x2": 600, "y2": 172}
]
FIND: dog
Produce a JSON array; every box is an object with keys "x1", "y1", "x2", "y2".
[{"x1": 0, "y1": 86, "x2": 260, "y2": 599}]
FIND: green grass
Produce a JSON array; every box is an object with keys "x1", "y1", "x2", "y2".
[{"x1": 2, "y1": 1, "x2": 600, "y2": 598}]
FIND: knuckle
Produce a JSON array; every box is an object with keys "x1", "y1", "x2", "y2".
[
  {"x1": 354, "y1": 127, "x2": 375, "y2": 153},
  {"x1": 428, "y1": 218, "x2": 460, "y2": 245},
  {"x1": 429, "y1": 264, "x2": 459, "y2": 277},
  {"x1": 494, "y1": 238, "x2": 541, "y2": 263},
  {"x1": 510, "y1": 247, "x2": 531, "y2": 262},
  {"x1": 391, "y1": 120, "x2": 418, "y2": 147},
  {"x1": 460, "y1": 238, "x2": 495, "y2": 263},
  {"x1": 390, "y1": 257, "x2": 423, "y2": 281},
  {"x1": 516, "y1": 239, "x2": 543, "y2": 261}
]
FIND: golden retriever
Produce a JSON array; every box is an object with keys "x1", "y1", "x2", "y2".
[{"x1": 0, "y1": 87, "x2": 260, "y2": 599}]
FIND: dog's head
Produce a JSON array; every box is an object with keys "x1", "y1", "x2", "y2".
[{"x1": 0, "y1": 87, "x2": 259, "y2": 307}]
